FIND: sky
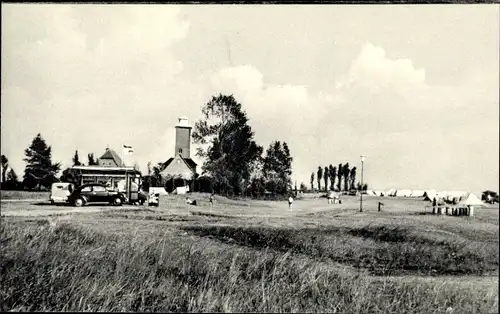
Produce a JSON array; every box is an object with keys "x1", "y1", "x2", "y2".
[{"x1": 1, "y1": 4, "x2": 499, "y2": 193}]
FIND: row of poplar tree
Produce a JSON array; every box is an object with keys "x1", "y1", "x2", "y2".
[{"x1": 310, "y1": 164, "x2": 368, "y2": 192}]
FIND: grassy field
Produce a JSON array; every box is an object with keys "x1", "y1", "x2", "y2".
[
  {"x1": 0, "y1": 190, "x2": 50, "y2": 200},
  {"x1": 0, "y1": 193, "x2": 498, "y2": 313}
]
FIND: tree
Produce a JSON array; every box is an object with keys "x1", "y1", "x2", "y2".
[
  {"x1": 23, "y1": 133, "x2": 61, "y2": 190},
  {"x1": 87, "y1": 153, "x2": 97, "y2": 166},
  {"x1": 60, "y1": 167, "x2": 81, "y2": 186},
  {"x1": 317, "y1": 166, "x2": 323, "y2": 192},
  {"x1": 350, "y1": 167, "x2": 357, "y2": 191},
  {"x1": 262, "y1": 141, "x2": 293, "y2": 195},
  {"x1": 310, "y1": 172, "x2": 315, "y2": 191},
  {"x1": 1, "y1": 155, "x2": 8, "y2": 184},
  {"x1": 337, "y1": 163, "x2": 343, "y2": 191},
  {"x1": 192, "y1": 94, "x2": 263, "y2": 195},
  {"x1": 152, "y1": 162, "x2": 165, "y2": 187},
  {"x1": 343, "y1": 163, "x2": 350, "y2": 191},
  {"x1": 300, "y1": 182, "x2": 307, "y2": 192},
  {"x1": 329, "y1": 165, "x2": 336, "y2": 191},
  {"x1": 356, "y1": 182, "x2": 368, "y2": 191},
  {"x1": 73, "y1": 150, "x2": 82, "y2": 166},
  {"x1": 5, "y1": 168, "x2": 19, "y2": 190},
  {"x1": 323, "y1": 166, "x2": 329, "y2": 192}
]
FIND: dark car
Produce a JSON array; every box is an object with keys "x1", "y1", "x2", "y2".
[{"x1": 68, "y1": 183, "x2": 127, "y2": 207}]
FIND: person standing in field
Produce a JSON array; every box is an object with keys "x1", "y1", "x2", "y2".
[
  {"x1": 288, "y1": 195, "x2": 294, "y2": 210},
  {"x1": 209, "y1": 192, "x2": 215, "y2": 209}
]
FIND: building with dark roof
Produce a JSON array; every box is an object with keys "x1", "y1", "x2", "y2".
[
  {"x1": 98, "y1": 148, "x2": 124, "y2": 167},
  {"x1": 159, "y1": 117, "x2": 198, "y2": 192}
]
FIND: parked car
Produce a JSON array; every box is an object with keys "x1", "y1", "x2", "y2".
[
  {"x1": 50, "y1": 182, "x2": 75, "y2": 204},
  {"x1": 68, "y1": 183, "x2": 127, "y2": 207}
]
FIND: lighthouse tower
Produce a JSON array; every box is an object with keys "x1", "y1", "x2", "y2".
[{"x1": 175, "y1": 116, "x2": 192, "y2": 158}]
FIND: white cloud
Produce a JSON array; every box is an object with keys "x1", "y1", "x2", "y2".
[
  {"x1": 208, "y1": 43, "x2": 498, "y2": 191},
  {"x1": 1, "y1": 5, "x2": 192, "y2": 175}
]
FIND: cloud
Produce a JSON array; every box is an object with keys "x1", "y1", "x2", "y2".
[
  {"x1": 208, "y1": 43, "x2": 498, "y2": 191},
  {"x1": 1, "y1": 5, "x2": 192, "y2": 174}
]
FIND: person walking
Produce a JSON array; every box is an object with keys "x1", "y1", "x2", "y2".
[{"x1": 288, "y1": 195, "x2": 294, "y2": 210}]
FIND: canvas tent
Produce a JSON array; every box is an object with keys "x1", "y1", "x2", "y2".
[
  {"x1": 410, "y1": 190, "x2": 425, "y2": 197},
  {"x1": 365, "y1": 190, "x2": 376, "y2": 196},
  {"x1": 395, "y1": 189, "x2": 412, "y2": 197},
  {"x1": 423, "y1": 190, "x2": 437, "y2": 201},
  {"x1": 386, "y1": 189, "x2": 396, "y2": 197},
  {"x1": 373, "y1": 190, "x2": 385, "y2": 197},
  {"x1": 457, "y1": 193, "x2": 484, "y2": 207}
]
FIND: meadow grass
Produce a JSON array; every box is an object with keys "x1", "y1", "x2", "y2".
[
  {"x1": 0, "y1": 190, "x2": 49, "y2": 200},
  {"x1": 1, "y1": 219, "x2": 498, "y2": 313}
]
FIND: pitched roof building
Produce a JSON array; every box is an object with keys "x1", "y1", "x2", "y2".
[
  {"x1": 98, "y1": 148, "x2": 124, "y2": 167},
  {"x1": 159, "y1": 117, "x2": 198, "y2": 191}
]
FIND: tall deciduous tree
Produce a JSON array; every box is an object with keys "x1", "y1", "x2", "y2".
[
  {"x1": 87, "y1": 153, "x2": 97, "y2": 166},
  {"x1": 6, "y1": 169, "x2": 19, "y2": 189},
  {"x1": 323, "y1": 166, "x2": 329, "y2": 192},
  {"x1": 1, "y1": 155, "x2": 9, "y2": 185},
  {"x1": 337, "y1": 163, "x2": 343, "y2": 191},
  {"x1": 343, "y1": 163, "x2": 350, "y2": 191},
  {"x1": 329, "y1": 165, "x2": 336, "y2": 191},
  {"x1": 262, "y1": 141, "x2": 293, "y2": 195},
  {"x1": 350, "y1": 167, "x2": 357, "y2": 191},
  {"x1": 23, "y1": 133, "x2": 61, "y2": 190},
  {"x1": 310, "y1": 172, "x2": 315, "y2": 191},
  {"x1": 317, "y1": 166, "x2": 323, "y2": 192},
  {"x1": 192, "y1": 94, "x2": 263, "y2": 195},
  {"x1": 73, "y1": 150, "x2": 82, "y2": 166}
]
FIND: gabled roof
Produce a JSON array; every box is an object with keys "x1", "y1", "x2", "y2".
[
  {"x1": 163, "y1": 154, "x2": 197, "y2": 172},
  {"x1": 99, "y1": 148, "x2": 123, "y2": 167}
]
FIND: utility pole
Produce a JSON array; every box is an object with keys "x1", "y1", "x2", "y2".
[{"x1": 360, "y1": 155, "x2": 366, "y2": 212}]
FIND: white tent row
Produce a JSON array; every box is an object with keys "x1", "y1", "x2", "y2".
[
  {"x1": 409, "y1": 190, "x2": 425, "y2": 197},
  {"x1": 395, "y1": 189, "x2": 413, "y2": 197}
]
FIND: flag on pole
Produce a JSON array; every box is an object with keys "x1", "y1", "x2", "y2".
[{"x1": 123, "y1": 145, "x2": 134, "y2": 156}]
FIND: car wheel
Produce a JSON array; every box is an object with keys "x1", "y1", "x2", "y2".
[
  {"x1": 74, "y1": 198, "x2": 85, "y2": 207},
  {"x1": 113, "y1": 197, "x2": 123, "y2": 206}
]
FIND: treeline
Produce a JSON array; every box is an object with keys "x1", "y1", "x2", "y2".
[
  {"x1": 1, "y1": 134, "x2": 99, "y2": 191},
  {"x1": 1, "y1": 94, "x2": 295, "y2": 197},
  {"x1": 309, "y1": 163, "x2": 368, "y2": 193}
]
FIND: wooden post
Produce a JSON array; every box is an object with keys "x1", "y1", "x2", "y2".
[{"x1": 445, "y1": 207, "x2": 449, "y2": 215}]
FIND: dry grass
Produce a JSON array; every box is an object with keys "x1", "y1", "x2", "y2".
[{"x1": 0, "y1": 194, "x2": 498, "y2": 313}]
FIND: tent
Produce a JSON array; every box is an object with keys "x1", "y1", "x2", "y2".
[
  {"x1": 423, "y1": 189, "x2": 437, "y2": 201},
  {"x1": 395, "y1": 189, "x2": 412, "y2": 197},
  {"x1": 436, "y1": 191, "x2": 467, "y2": 201},
  {"x1": 365, "y1": 190, "x2": 376, "y2": 196},
  {"x1": 457, "y1": 193, "x2": 485, "y2": 207},
  {"x1": 410, "y1": 190, "x2": 425, "y2": 197},
  {"x1": 373, "y1": 190, "x2": 385, "y2": 197},
  {"x1": 386, "y1": 189, "x2": 396, "y2": 197}
]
